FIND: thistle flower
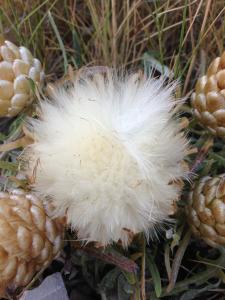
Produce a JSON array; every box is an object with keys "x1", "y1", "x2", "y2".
[{"x1": 24, "y1": 71, "x2": 188, "y2": 246}]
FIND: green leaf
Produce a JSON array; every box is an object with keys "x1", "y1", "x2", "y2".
[
  {"x1": 27, "y1": 78, "x2": 36, "y2": 94},
  {"x1": 48, "y1": 10, "x2": 68, "y2": 73},
  {"x1": 0, "y1": 160, "x2": 18, "y2": 171},
  {"x1": 122, "y1": 271, "x2": 136, "y2": 285},
  {"x1": 143, "y1": 52, "x2": 173, "y2": 78},
  {"x1": 8, "y1": 114, "x2": 24, "y2": 137},
  {"x1": 180, "y1": 281, "x2": 221, "y2": 300},
  {"x1": 210, "y1": 153, "x2": 225, "y2": 167},
  {"x1": 0, "y1": 132, "x2": 6, "y2": 141},
  {"x1": 146, "y1": 254, "x2": 162, "y2": 298},
  {"x1": 98, "y1": 268, "x2": 120, "y2": 292},
  {"x1": 71, "y1": 29, "x2": 82, "y2": 68},
  {"x1": 117, "y1": 274, "x2": 133, "y2": 300}
]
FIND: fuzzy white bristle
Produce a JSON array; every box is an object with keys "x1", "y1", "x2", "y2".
[{"x1": 24, "y1": 71, "x2": 188, "y2": 247}]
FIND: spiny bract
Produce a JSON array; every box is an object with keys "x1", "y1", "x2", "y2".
[
  {"x1": 0, "y1": 189, "x2": 63, "y2": 297},
  {"x1": 191, "y1": 52, "x2": 225, "y2": 137},
  {"x1": 186, "y1": 174, "x2": 225, "y2": 247},
  {"x1": 0, "y1": 40, "x2": 44, "y2": 117},
  {"x1": 24, "y1": 71, "x2": 188, "y2": 246}
]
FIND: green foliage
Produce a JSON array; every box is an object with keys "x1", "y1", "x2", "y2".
[{"x1": 146, "y1": 253, "x2": 162, "y2": 298}]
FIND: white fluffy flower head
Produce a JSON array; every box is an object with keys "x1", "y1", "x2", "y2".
[{"x1": 25, "y1": 71, "x2": 188, "y2": 246}]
